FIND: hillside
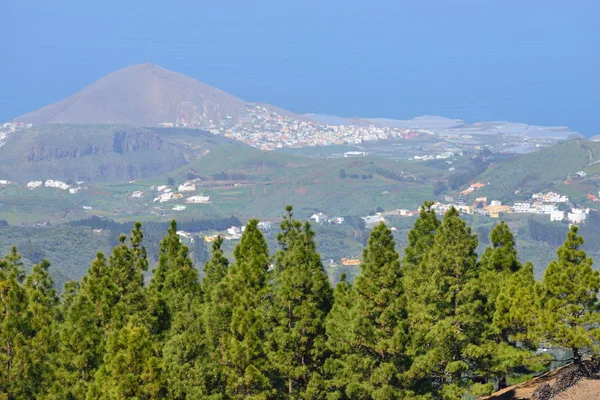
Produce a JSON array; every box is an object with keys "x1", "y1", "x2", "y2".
[
  {"x1": 472, "y1": 139, "x2": 600, "y2": 201},
  {"x1": 0, "y1": 125, "x2": 193, "y2": 182},
  {"x1": 13, "y1": 63, "x2": 273, "y2": 127}
]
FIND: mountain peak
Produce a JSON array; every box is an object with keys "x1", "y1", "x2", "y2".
[{"x1": 14, "y1": 64, "x2": 251, "y2": 127}]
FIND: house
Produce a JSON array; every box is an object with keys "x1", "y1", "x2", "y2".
[
  {"x1": 343, "y1": 151, "x2": 366, "y2": 157},
  {"x1": 341, "y1": 258, "x2": 361, "y2": 266},
  {"x1": 27, "y1": 181, "x2": 43, "y2": 189},
  {"x1": 310, "y1": 213, "x2": 328, "y2": 224},
  {"x1": 178, "y1": 182, "x2": 196, "y2": 192},
  {"x1": 0, "y1": 180, "x2": 11, "y2": 185},
  {"x1": 471, "y1": 182, "x2": 486, "y2": 189},
  {"x1": 361, "y1": 214, "x2": 385, "y2": 226},
  {"x1": 172, "y1": 205, "x2": 187, "y2": 211},
  {"x1": 172, "y1": 193, "x2": 184, "y2": 199},
  {"x1": 568, "y1": 212, "x2": 586, "y2": 224},
  {"x1": 176, "y1": 230, "x2": 194, "y2": 243},
  {"x1": 513, "y1": 203, "x2": 532, "y2": 213},
  {"x1": 485, "y1": 205, "x2": 511, "y2": 218},
  {"x1": 45, "y1": 180, "x2": 70, "y2": 190},
  {"x1": 550, "y1": 210, "x2": 565, "y2": 222},
  {"x1": 154, "y1": 192, "x2": 173, "y2": 203},
  {"x1": 83, "y1": 206, "x2": 92, "y2": 211},
  {"x1": 132, "y1": 191, "x2": 144, "y2": 198},
  {"x1": 69, "y1": 188, "x2": 80, "y2": 194},
  {"x1": 574, "y1": 171, "x2": 587, "y2": 178},
  {"x1": 156, "y1": 185, "x2": 168, "y2": 191},
  {"x1": 227, "y1": 226, "x2": 242, "y2": 236},
  {"x1": 461, "y1": 187, "x2": 474, "y2": 196},
  {"x1": 333, "y1": 217, "x2": 344, "y2": 224},
  {"x1": 186, "y1": 195, "x2": 211, "y2": 204}
]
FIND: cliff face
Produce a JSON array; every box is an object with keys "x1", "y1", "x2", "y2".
[
  {"x1": 0, "y1": 125, "x2": 188, "y2": 182},
  {"x1": 113, "y1": 128, "x2": 165, "y2": 153}
]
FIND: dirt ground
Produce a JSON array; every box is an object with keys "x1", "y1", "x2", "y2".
[
  {"x1": 553, "y1": 377, "x2": 600, "y2": 400},
  {"x1": 483, "y1": 367, "x2": 600, "y2": 400}
]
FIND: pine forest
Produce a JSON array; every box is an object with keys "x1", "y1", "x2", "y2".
[{"x1": 1, "y1": 202, "x2": 600, "y2": 400}]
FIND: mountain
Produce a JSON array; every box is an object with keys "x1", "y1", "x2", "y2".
[{"x1": 12, "y1": 63, "x2": 287, "y2": 127}]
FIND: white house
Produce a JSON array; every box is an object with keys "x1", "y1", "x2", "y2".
[
  {"x1": 512, "y1": 203, "x2": 531, "y2": 213},
  {"x1": 154, "y1": 192, "x2": 173, "y2": 203},
  {"x1": 310, "y1": 213, "x2": 328, "y2": 224},
  {"x1": 69, "y1": 188, "x2": 80, "y2": 194},
  {"x1": 550, "y1": 210, "x2": 565, "y2": 222},
  {"x1": 132, "y1": 191, "x2": 144, "y2": 198},
  {"x1": 172, "y1": 205, "x2": 187, "y2": 211},
  {"x1": 27, "y1": 181, "x2": 43, "y2": 189},
  {"x1": 178, "y1": 182, "x2": 196, "y2": 192},
  {"x1": 45, "y1": 180, "x2": 70, "y2": 190},
  {"x1": 186, "y1": 195, "x2": 210, "y2": 204}
]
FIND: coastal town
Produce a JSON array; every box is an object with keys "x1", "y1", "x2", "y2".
[{"x1": 161, "y1": 105, "x2": 422, "y2": 150}]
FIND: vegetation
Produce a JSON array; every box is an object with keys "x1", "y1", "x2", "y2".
[{"x1": 1, "y1": 203, "x2": 599, "y2": 399}]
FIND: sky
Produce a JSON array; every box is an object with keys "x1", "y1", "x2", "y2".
[{"x1": 1, "y1": 0, "x2": 598, "y2": 135}]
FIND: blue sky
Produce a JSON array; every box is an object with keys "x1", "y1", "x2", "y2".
[{"x1": 2, "y1": 0, "x2": 598, "y2": 135}]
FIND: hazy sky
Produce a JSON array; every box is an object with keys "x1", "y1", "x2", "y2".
[{"x1": 2, "y1": 0, "x2": 598, "y2": 135}]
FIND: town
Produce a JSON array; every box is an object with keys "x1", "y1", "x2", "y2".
[{"x1": 161, "y1": 105, "x2": 422, "y2": 150}]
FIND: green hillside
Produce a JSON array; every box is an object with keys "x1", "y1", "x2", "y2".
[
  {"x1": 0, "y1": 125, "x2": 192, "y2": 183},
  {"x1": 472, "y1": 139, "x2": 600, "y2": 201}
]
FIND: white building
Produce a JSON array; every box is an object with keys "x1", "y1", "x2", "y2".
[
  {"x1": 154, "y1": 192, "x2": 173, "y2": 203},
  {"x1": 45, "y1": 180, "x2": 70, "y2": 190},
  {"x1": 550, "y1": 210, "x2": 565, "y2": 222},
  {"x1": 361, "y1": 214, "x2": 385, "y2": 225},
  {"x1": 538, "y1": 204, "x2": 558, "y2": 215},
  {"x1": 69, "y1": 188, "x2": 80, "y2": 194},
  {"x1": 568, "y1": 212, "x2": 586, "y2": 224},
  {"x1": 490, "y1": 200, "x2": 502, "y2": 207},
  {"x1": 172, "y1": 205, "x2": 187, "y2": 211},
  {"x1": 156, "y1": 185, "x2": 168, "y2": 191},
  {"x1": 343, "y1": 151, "x2": 366, "y2": 157},
  {"x1": 178, "y1": 182, "x2": 196, "y2": 192},
  {"x1": 132, "y1": 191, "x2": 144, "y2": 198},
  {"x1": 227, "y1": 226, "x2": 242, "y2": 236},
  {"x1": 512, "y1": 203, "x2": 532, "y2": 213},
  {"x1": 310, "y1": 213, "x2": 328, "y2": 224},
  {"x1": 186, "y1": 195, "x2": 211, "y2": 204}
]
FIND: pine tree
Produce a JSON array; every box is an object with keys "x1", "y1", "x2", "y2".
[
  {"x1": 407, "y1": 207, "x2": 486, "y2": 399},
  {"x1": 56, "y1": 223, "x2": 152, "y2": 398},
  {"x1": 206, "y1": 219, "x2": 274, "y2": 399},
  {"x1": 403, "y1": 201, "x2": 440, "y2": 304},
  {"x1": 268, "y1": 206, "x2": 333, "y2": 398},
  {"x1": 477, "y1": 223, "x2": 546, "y2": 390},
  {"x1": 326, "y1": 223, "x2": 409, "y2": 399},
  {"x1": 150, "y1": 221, "x2": 210, "y2": 400},
  {"x1": 537, "y1": 225, "x2": 600, "y2": 364},
  {"x1": 403, "y1": 201, "x2": 440, "y2": 270},
  {"x1": 0, "y1": 248, "x2": 32, "y2": 399},
  {"x1": 88, "y1": 317, "x2": 162, "y2": 400},
  {"x1": 55, "y1": 253, "x2": 117, "y2": 398},
  {"x1": 108, "y1": 225, "x2": 148, "y2": 328},
  {"x1": 23, "y1": 259, "x2": 60, "y2": 398},
  {"x1": 202, "y1": 235, "x2": 229, "y2": 302}
]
